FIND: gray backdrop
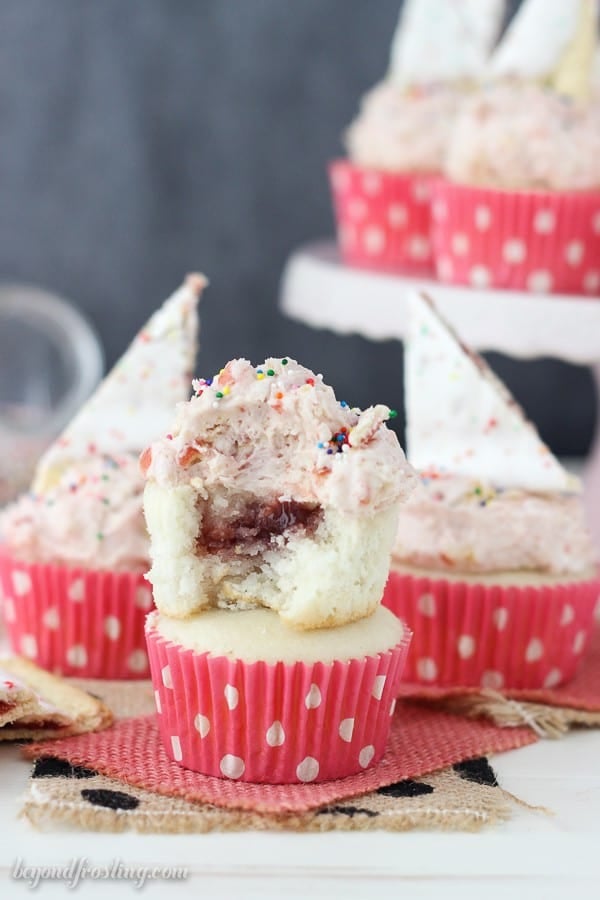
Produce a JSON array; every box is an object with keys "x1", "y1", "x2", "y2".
[{"x1": 0, "y1": 0, "x2": 594, "y2": 454}]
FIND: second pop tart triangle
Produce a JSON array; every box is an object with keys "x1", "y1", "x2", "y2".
[
  {"x1": 405, "y1": 293, "x2": 578, "y2": 493},
  {"x1": 33, "y1": 274, "x2": 206, "y2": 493}
]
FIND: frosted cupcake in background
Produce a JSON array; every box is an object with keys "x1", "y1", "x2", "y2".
[
  {"x1": 330, "y1": 0, "x2": 506, "y2": 273},
  {"x1": 143, "y1": 357, "x2": 415, "y2": 782},
  {"x1": 432, "y1": 0, "x2": 600, "y2": 296},
  {"x1": 0, "y1": 275, "x2": 204, "y2": 678},
  {"x1": 383, "y1": 293, "x2": 599, "y2": 689}
]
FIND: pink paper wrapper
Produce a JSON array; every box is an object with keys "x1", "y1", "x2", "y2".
[
  {"x1": 0, "y1": 551, "x2": 153, "y2": 679},
  {"x1": 329, "y1": 159, "x2": 435, "y2": 274},
  {"x1": 430, "y1": 178, "x2": 600, "y2": 296},
  {"x1": 145, "y1": 614, "x2": 412, "y2": 784},
  {"x1": 383, "y1": 568, "x2": 600, "y2": 689}
]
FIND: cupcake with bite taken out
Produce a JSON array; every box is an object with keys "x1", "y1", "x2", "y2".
[
  {"x1": 383, "y1": 293, "x2": 599, "y2": 689},
  {"x1": 143, "y1": 356, "x2": 416, "y2": 782},
  {"x1": 330, "y1": 0, "x2": 506, "y2": 273},
  {"x1": 0, "y1": 275, "x2": 203, "y2": 678}
]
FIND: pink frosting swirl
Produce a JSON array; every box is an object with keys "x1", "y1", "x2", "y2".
[
  {"x1": 345, "y1": 80, "x2": 464, "y2": 173},
  {"x1": 446, "y1": 81, "x2": 600, "y2": 191},
  {"x1": 0, "y1": 453, "x2": 148, "y2": 571},
  {"x1": 393, "y1": 473, "x2": 597, "y2": 577}
]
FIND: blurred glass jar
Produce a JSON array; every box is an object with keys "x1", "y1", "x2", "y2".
[{"x1": 0, "y1": 284, "x2": 104, "y2": 505}]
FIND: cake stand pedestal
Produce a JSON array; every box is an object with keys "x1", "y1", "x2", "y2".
[{"x1": 280, "y1": 240, "x2": 600, "y2": 547}]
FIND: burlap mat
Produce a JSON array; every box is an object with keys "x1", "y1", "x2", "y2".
[
  {"x1": 23, "y1": 755, "x2": 513, "y2": 833},
  {"x1": 22, "y1": 703, "x2": 536, "y2": 814}
]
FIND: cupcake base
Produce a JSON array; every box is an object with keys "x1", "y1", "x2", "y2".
[
  {"x1": 329, "y1": 159, "x2": 435, "y2": 274},
  {"x1": 383, "y1": 567, "x2": 599, "y2": 689},
  {"x1": 0, "y1": 552, "x2": 153, "y2": 679},
  {"x1": 145, "y1": 610, "x2": 412, "y2": 784},
  {"x1": 431, "y1": 179, "x2": 600, "y2": 296}
]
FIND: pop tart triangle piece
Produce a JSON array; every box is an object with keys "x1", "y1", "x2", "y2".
[
  {"x1": 489, "y1": 0, "x2": 597, "y2": 102},
  {"x1": 388, "y1": 0, "x2": 506, "y2": 87},
  {"x1": 405, "y1": 292, "x2": 579, "y2": 494},
  {"x1": 33, "y1": 274, "x2": 206, "y2": 494}
]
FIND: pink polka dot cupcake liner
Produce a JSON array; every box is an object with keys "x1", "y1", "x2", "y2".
[
  {"x1": 145, "y1": 613, "x2": 412, "y2": 784},
  {"x1": 0, "y1": 551, "x2": 153, "y2": 679},
  {"x1": 430, "y1": 179, "x2": 600, "y2": 296},
  {"x1": 329, "y1": 159, "x2": 435, "y2": 274},
  {"x1": 382, "y1": 569, "x2": 600, "y2": 690}
]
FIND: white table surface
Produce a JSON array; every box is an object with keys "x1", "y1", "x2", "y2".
[{"x1": 1, "y1": 727, "x2": 599, "y2": 899}]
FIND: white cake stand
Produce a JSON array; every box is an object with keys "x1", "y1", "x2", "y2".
[{"x1": 279, "y1": 240, "x2": 600, "y2": 547}]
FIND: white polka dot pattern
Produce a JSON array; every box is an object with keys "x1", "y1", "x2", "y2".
[
  {"x1": 296, "y1": 757, "x2": 319, "y2": 783},
  {"x1": 565, "y1": 241, "x2": 584, "y2": 266},
  {"x1": 544, "y1": 669, "x2": 562, "y2": 688},
  {"x1": 3, "y1": 596, "x2": 15, "y2": 623},
  {"x1": 534, "y1": 210, "x2": 555, "y2": 234},
  {"x1": 224, "y1": 684, "x2": 239, "y2": 710},
  {"x1": 104, "y1": 616, "x2": 121, "y2": 641},
  {"x1": 220, "y1": 755, "x2": 246, "y2": 779},
  {"x1": 305, "y1": 684, "x2": 322, "y2": 709},
  {"x1": 416, "y1": 658, "x2": 438, "y2": 682},
  {"x1": 481, "y1": 670, "x2": 504, "y2": 690},
  {"x1": 408, "y1": 235, "x2": 430, "y2": 260},
  {"x1": 67, "y1": 644, "x2": 88, "y2": 669},
  {"x1": 161, "y1": 665, "x2": 173, "y2": 689},
  {"x1": 338, "y1": 718, "x2": 355, "y2": 743},
  {"x1": 12, "y1": 571, "x2": 31, "y2": 597},
  {"x1": 266, "y1": 721, "x2": 285, "y2": 747},
  {"x1": 474, "y1": 205, "x2": 491, "y2": 231},
  {"x1": 363, "y1": 225, "x2": 385, "y2": 256},
  {"x1": 457, "y1": 635, "x2": 475, "y2": 659},
  {"x1": 194, "y1": 714, "x2": 211, "y2": 738},
  {"x1": 437, "y1": 256, "x2": 454, "y2": 280},
  {"x1": 527, "y1": 270, "x2": 553, "y2": 293},
  {"x1": 432, "y1": 200, "x2": 447, "y2": 222},
  {"x1": 417, "y1": 593, "x2": 436, "y2": 617},
  {"x1": 560, "y1": 604, "x2": 575, "y2": 626},
  {"x1": 348, "y1": 198, "x2": 367, "y2": 220},
  {"x1": 128, "y1": 650, "x2": 148, "y2": 674},
  {"x1": 359, "y1": 745, "x2": 375, "y2": 768},
  {"x1": 42, "y1": 607, "x2": 60, "y2": 630},
  {"x1": 67, "y1": 579, "x2": 85, "y2": 602},
  {"x1": 388, "y1": 204, "x2": 407, "y2": 227},
  {"x1": 525, "y1": 639, "x2": 544, "y2": 663},
  {"x1": 154, "y1": 690, "x2": 162, "y2": 714},
  {"x1": 469, "y1": 265, "x2": 490, "y2": 288},
  {"x1": 135, "y1": 585, "x2": 154, "y2": 610},
  {"x1": 371, "y1": 675, "x2": 386, "y2": 700},
  {"x1": 493, "y1": 608, "x2": 509, "y2": 631},
  {"x1": 362, "y1": 172, "x2": 381, "y2": 195},
  {"x1": 171, "y1": 736, "x2": 182, "y2": 762},
  {"x1": 451, "y1": 233, "x2": 469, "y2": 256},
  {"x1": 502, "y1": 239, "x2": 526, "y2": 264},
  {"x1": 20, "y1": 634, "x2": 38, "y2": 659}
]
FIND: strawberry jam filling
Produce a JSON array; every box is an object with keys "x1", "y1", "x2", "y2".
[{"x1": 197, "y1": 499, "x2": 322, "y2": 553}]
